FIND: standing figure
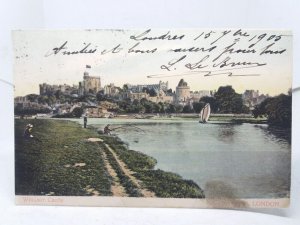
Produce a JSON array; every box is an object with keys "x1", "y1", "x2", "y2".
[{"x1": 83, "y1": 115, "x2": 88, "y2": 128}]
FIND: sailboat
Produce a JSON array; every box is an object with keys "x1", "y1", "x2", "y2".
[{"x1": 199, "y1": 103, "x2": 211, "y2": 123}]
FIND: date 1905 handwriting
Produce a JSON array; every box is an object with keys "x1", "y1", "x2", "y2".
[{"x1": 44, "y1": 29, "x2": 289, "y2": 78}]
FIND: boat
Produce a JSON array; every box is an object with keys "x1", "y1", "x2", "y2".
[{"x1": 199, "y1": 103, "x2": 211, "y2": 123}]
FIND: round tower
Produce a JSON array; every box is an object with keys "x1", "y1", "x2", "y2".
[{"x1": 176, "y1": 79, "x2": 190, "y2": 104}]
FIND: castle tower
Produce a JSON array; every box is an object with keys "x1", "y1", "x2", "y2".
[
  {"x1": 176, "y1": 79, "x2": 190, "y2": 105},
  {"x1": 82, "y1": 65, "x2": 101, "y2": 95}
]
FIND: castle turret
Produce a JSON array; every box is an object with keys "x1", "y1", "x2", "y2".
[
  {"x1": 176, "y1": 79, "x2": 190, "y2": 105},
  {"x1": 81, "y1": 65, "x2": 101, "y2": 95}
]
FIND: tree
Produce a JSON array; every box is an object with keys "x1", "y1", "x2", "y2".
[
  {"x1": 142, "y1": 87, "x2": 157, "y2": 97},
  {"x1": 55, "y1": 90, "x2": 63, "y2": 99},
  {"x1": 132, "y1": 99, "x2": 139, "y2": 105},
  {"x1": 182, "y1": 104, "x2": 194, "y2": 113},
  {"x1": 166, "y1": 88, "x2": 173, "y2": 95},
  {"x1": 14, "y1": 105, "x2": 51, "y2": 116},
  {"x1": 140, "y1": 98, "x2": 154, "y2": 113},
  {"x1": 72, "y1": 107, "x2": 83, "y2": 118},
  {"x1": 193, "y1": 102, "x2": 206, "y2": 113},
  {"x1": 47, "y1": 95, "x2": 57, "y2": 106},
  {"x1": 214, "y1": 86, "x2": 248, "y2": 113},
  {"x1": 38, "y1": 95, "x2": 48, "y2": 104},
  {"x1": 253, "y1": 97, "x2": 274, "y2": 118},
  {"x1": 26, "y1": 94, "x2": 39, "y2": 102},
  {"x1": 175, "y1": 105, "x2": 183, "y2": 113},
  {"x1": 253, "y1": 94, "x2": 291, "y2": 127},
  {"x1": 231, "y1": 95, "x2": 245, "y2": 113},
  {"x1": 199, "y1": 96, "x2": 218, "y2": 113},
  {"x1": 152, "y1": 102, "x2": 161, "y2": 113},
  {"x1": 128, "y1": 99, "x2": 145, "y2": 113},
  {"x1": 96, "y1": 91, "x2": 108, "y2": 101},
  {"x1": 123, "y1": 84, "x2": 128, "y2": 92},
  {"x1": 166, "y1": 104, "x2": 176, "y2": 113},
  {"x1": 158, "y1": 102, "x2": 165, "y2": 113},
  {"x1": 142, "y1": 87, "x2": 149, "y2": 93}
]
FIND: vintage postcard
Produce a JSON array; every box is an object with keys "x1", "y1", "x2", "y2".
[{"x1": 14, "y1": 29, "x2": 292, "y2": 208}]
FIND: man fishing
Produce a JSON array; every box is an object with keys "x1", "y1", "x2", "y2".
[{"x1": 104, "y1": 124, "x2": 112, "y2": 135}]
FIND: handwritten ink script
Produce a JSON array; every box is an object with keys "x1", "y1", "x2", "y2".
[{"x1": 44, "y1": 29, "x2": 290, "y2": 78}]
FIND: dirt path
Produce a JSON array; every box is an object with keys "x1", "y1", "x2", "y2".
[
  {"x1": 104, "y1": 144, "x2": 155, "y2": 197},
  {"x1": 101, "y1": 148, "x2": 128, "y2": 197}
]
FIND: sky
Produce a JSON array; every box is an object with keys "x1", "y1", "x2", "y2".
[{"x1": 13, "y1": 29, "x2": 292, "y2": 97}]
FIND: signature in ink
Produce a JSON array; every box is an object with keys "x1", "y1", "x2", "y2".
[{"x1": 160, "y1": 54, "x2": 266, "y2": 72}]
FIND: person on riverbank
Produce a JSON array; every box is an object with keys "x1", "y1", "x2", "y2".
[
  {"x1": 104, "y1": 124, "x2": 112, "y2": 135},
  {"x1": 24, "y1": 124, "x2": 34, "y2": 139},
  {"x1": 83, "y1": 115, "x2": 87, "y2": 128}
]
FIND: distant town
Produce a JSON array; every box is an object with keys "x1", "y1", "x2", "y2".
[{"x1": 14, "y1": 65, "x2": 273, "y2": 118}]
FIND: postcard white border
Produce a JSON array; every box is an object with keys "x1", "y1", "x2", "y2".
[
  {"x1": 1, "y1": 0, "x2": 300, "y2": 225},
  {"x1": 15, "y1": 196, "x2": 290, "y2": 209}
]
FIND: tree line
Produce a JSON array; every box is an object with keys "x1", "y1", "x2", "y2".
[
  {"x1": 16, "y1": 85, "x2": 292, "y2": 128},
  {"x1": 252, "y1": 94, "x2": 291, "y2": 127},
  {"x1": 115, "y1": 85, "x2": 250, "y2": 114}
]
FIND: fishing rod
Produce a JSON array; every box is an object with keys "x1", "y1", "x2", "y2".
[
  {"x1": 126, "y1": 124, "x2": 146, "y2": 133},
  {"x1": 110, "y1": 126, "x2": 126, "y2": 131},
  {"x1": 110, "y1": 124, "x2": 145, "y2": 133}
]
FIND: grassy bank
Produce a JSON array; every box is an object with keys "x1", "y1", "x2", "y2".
[
  {"x1": 99, "y1": 135, "x2": 205, "y2": 198},
  {"x1": 15, "y1": 119, "x2": 113, "y2": 196},
  {"x1": 101, "y1": 143, "x2": 142, "y2": 197},
  {"x1": 15, "y1": 119, "x2": 205, "y2": 198}
]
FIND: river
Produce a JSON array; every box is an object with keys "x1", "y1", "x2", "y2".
[{"x1": 70, "y1": 118, "x2": 291, "y2": 199}]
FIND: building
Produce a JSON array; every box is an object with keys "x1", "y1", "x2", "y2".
[
  {"x1": 39, "y1": 66, "x2": 101, "y2": 97},
  {"x1": 190, "y1": 90, "x2": 212, "y2": 101},
  {"x1": 175, "y1": 79, "x2": 190, "y2": 105},
  {"x1": 242, "y1": 90, "x2": 268, "y2": 109},
  {"x1": 14, "y1": 96, "x2": 29, "y2": 105},
  {"x1": 85, "y1": 106, "x2": 108, "y2": 117},
  {"x1": 126, "y1": 80, "x2": 169, "y2": 94},
  {"x1": 14, "y1": 95, "x2": 50, "y2": 112},
  {"x1": 127, "y1": 92, "x2": 150, "y2": 101},
  {"x1": 243, "y1": 90, "x2": 259, "y2": 99},
  {"x1": 39, "y1": 83, "x2": 78, "y2": 96},
  {"x1": 104, "y1": 83, "x2": 120, "y2": 96},
  {"x1": 79, "y1": 66, "x2": 101, "y2": 95},
  {"x1": 148, "y1": 95, "x2": 174, "y2": 104}
]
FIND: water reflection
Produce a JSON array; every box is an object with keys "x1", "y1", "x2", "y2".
[
  {"x1": 205, "y1": 180, "x2": 249, "y2": 208},
  {"x1": 217, "y1": 124, "x2": 236, "y2": 143},
  {"x1": 254, "y1": 125, "x2": 291, "y2": 145},
  {"x1": 71, "y1": 118, "x2": 291, "y2": 198}
]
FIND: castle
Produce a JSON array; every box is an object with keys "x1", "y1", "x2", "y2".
[
  {"x1": 39, "y1": 65, "x2": 101, "y2": 96},
  {"x1": 126, "y1": 80, "x2": 169, "y2": 94},
  {"x1": 79, "y1": 66, "x2": 101, "y2": 96}
]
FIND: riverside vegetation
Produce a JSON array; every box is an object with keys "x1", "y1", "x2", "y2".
[
  {"x1": 15, "y1": 119, "x2": 205, "y2": 198},
  {"x1": 15, "y1": 85, "x2": 291, "y2": 129}
]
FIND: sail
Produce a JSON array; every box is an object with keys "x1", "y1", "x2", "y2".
[{"x1": 199, "y1": 103, "x2": 211, "y2": 123}]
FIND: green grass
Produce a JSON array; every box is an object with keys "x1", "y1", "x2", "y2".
[
  {"x1": 100, "y1": 143, "x2": 142, "y2": 197},
  {"x1": 15, "y1": 119, "x2": 112, "y2": 196},
  {"x1": 135, "y1": 170, "x2": 205, "y2": 198},
  {"x1": 100, "y1": 135, "x2": 157, "y2": 171},
  {"x1": 99, "y1": 135, "x2": 205, "y2": 198},
  {"x1": 15, "y1": 119, "x2": 205, "y2": 198}
]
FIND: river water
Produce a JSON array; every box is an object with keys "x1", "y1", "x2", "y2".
[{"x1": 70, "y1": 118, "x2": 291, "y2": 198}]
